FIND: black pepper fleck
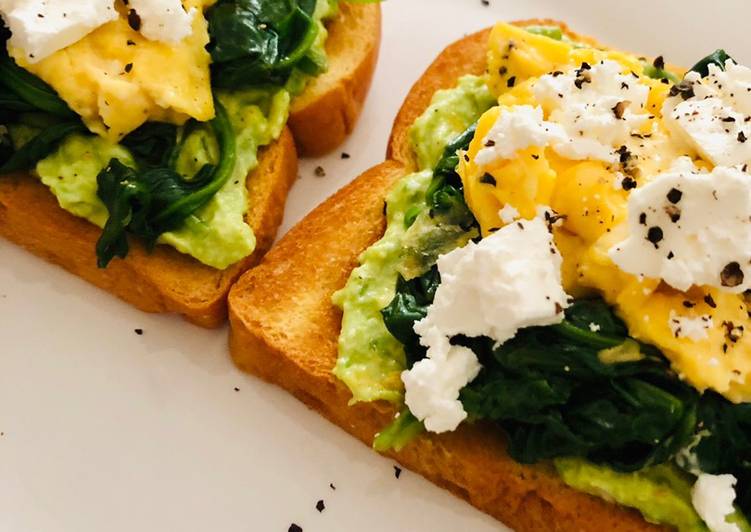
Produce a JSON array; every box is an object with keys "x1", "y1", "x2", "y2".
[
  {"x1": 704, "y1": 294, "x2": 717, "y2": 308},
  {"x1": 721, "y1": 262, "x2": 744, "y2": 288},
  {"x1": 134, "y1": 328, "x2": 143, "y2": 335},
  {"x1": 646, "y1": 226, "x2": 663, "y2": 248},
  {"x1": 341, "y1": 152, "x2": 350, "y2": 159},
  {"x1": 316, "y1": 500, "x2": 325, "y2": 512},
  {"x1": 480, "y1": 173, "x2": 496, "y2": 186},
  {"x1": 314, "y1": 166, "x2": 326, "y2": 177},
  {"x1": 288, "y1": 525, "x2": 302, "y2": 532},
  {"x1": 127, "y1": 9, "x2": 141, "y2": 31},
  {"x1": 394, "y1": 466, "x2": 402, "y2": 479},
  {"x1": 622, "y1": 176, "x2": 637, "y2": 190},
  {"x1": 507, "y1": 76, "x2": 516, "y2": 88},
  {"x1": 666, "y1": 188, "x2": 683, "y2": 204}
]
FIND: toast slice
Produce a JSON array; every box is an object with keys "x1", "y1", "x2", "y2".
[
  {"x1": 228, "y1": 21, "x2": 667, "y2": 531},
  {"x1": 0, "y1": 2, "x2": 381, "y2": 328}
]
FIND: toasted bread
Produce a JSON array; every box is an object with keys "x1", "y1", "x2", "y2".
[
  {"x1": 0, "y1": 2, "x2": 381, "y2": 328},
  {"x1": 228, "y1": 21, "x2": 667, "y2": 531}
]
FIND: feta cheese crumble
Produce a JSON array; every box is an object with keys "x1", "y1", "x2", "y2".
[
  {"x1": 691, "y1": 473, "x2": 741, "y2": 532},
  {"x1": 128, "y1": 0, "x2": 196, "y2": 43},
  {"x1": 534, "y1": 60, "x2": 651, "y2": 163},
  {"x1": 610, "y1": 157, "x2": 751, "y2": 293},
  {"x1": 664, "y1": 60, "x2": 751, "y2": 167},
  {"x1": 498, "y1": 204, "x2": 520, "y2": 223},
  {"x1": 404, "y1": 216, "x2": 570, "y2": 433},
  {"x1": 0, "y1": 0, "x2": 195, "y2": 63},
  {"x1": 475, "y1": 105, "x2": 565, "y2": 165},
  {"x1": 668, "y1": 311, "x2": 713, "y2": 341},
  {"x1": 0, "y1": 0, "x2": 118, "y2": 63}
]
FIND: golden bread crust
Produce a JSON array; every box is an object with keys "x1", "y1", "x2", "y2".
[{"x1": 289, "y1": 2, "x2": 381, "y2": 156}]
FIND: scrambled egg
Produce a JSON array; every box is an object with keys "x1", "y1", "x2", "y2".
[
  {"x1": 11, "y1": 0, "x2": 215, "y2": 141},
  {"x1": 460, "y1": 23, "x2": 751, "y2": 402}
]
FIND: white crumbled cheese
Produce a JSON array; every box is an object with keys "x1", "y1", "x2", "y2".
[
  {"x1": 588, "y1": 322, "x2": 601, "y2": 332},
  {"x1": 691, "y1": 473, "x2": 741, "y2": 532},
  {"x1": 128, "y1": 0, "x2": 196, "y2": 43},
  {"x1": 475, "y1": 105, "x2": 566, "y2": 166},
  {"x1": 0, "y1": 0, "x2": 118, "y2": 62},
  {"x1": 610, "y1": 157, "x2": 751, "y2": 293},
  {"x1": 663, "y1": 60, "x2": 751, "y2": 167},
  {"x1": 534, "y1": 60, "x2": 651, "y2": 163},
  {"x1": 668, "y1": 310, "x2": 713, "y2": 341},
  {"x1": 498, "y1": 204, "x2": 520, "y2": 224},
  {"x1": 404, "y1": 217, "x2": 570, "y2": 433}
]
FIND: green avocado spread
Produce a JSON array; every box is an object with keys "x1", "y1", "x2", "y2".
[
  {"x1": 24, "y1": 0, "x2": 336, "y2": 270},
  {"x1": 332, "y1": 54, "x2": 750, "y2": 531},
  {"x1": 332, "y1": 75, "x2": 494, "y2": 403},
  {"x1": 556, "y1": 458, "x2": 707, "y2": 531}
]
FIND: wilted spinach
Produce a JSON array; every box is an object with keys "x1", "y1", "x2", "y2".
[
  {"x1": 460, "y1": 304, "x2": 698, "y2": 472},
  {"x1": 383, "y1": 275, "x2": 701, "y2": 473},
  {"x1": 689, "y1": 49, "x2": 734, "y2": 77},
  {"x1": 207, "y1": 0, "x2": 323, "y2": 88},
  {"x1": 120, "y1": 122, "x2": 179, "y2": 169},
  {"x1": 693, "y1": 393, "x2": 751, "y2": 516},
  {"x1": 95, "y1": 101, "x2": 237, "y2": 267},
  {"x1": 381, "y1": 266, "x2": 440, "y2": 367},
  {"x1": 425, "y1": 122, "x2": 477, "y2": 224},
  {"x1": 0, "y1": 27, "x2": 81, "y2": 173}
]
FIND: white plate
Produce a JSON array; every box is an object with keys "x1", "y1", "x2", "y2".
[{"x1": 1, "y1": 1, "x2": 749, "y2": 531}]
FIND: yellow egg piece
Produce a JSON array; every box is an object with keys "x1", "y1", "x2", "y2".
[
  {"x1": 461, "y1": 22, "x2": 751, "y2": 402},
  {"x1": 14, "y1": 0, "x2": 215, "y2": 141}
]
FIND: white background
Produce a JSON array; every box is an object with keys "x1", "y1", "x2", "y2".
[{"x1": 1, "y1": 1, "x2": 749, "y2": 531}]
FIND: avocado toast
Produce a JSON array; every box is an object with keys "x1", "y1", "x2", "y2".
[
  {"x1": 229, "y1": 19, "x2": 751, "y2": 531},
  {"x1": 0, "y1": 0, "x2": 380, "y2": 327}
]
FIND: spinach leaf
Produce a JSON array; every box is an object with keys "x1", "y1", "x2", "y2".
[
  {"x1": 424, "y1": 122, "x2": 478, "y2": 231},
  {"x1": 694, "y1": 393, "x2": 751, "y2": 516},
  {"x1": 689, "y1": 49, "x2": 734, "y2": 77},
  {"x1": 0, "y1": 51, "x2": 75, "y2": 118},
  {"x1": 0, "y1": 25, "x2": 81, "y2": 174},
  {"x1": 0, "y1": 121, "x2": 85, "y2": 173},
  {"x1": 380, "y1": 265, "x2": 700, "y2": 472},
  {"x1": 381, "y1": 266, "x2": 440, "y2": 367},
  {"x1": 120, "y1": 122, "x2": 179, "y2": 169},
  {"x1": 207, "y1": 0, "x2": 322, "y2": 88},
  {"x1": 95, "y1": 100, "x2": 237, "y2": 267},
  {"x1": 459, "y1": 302, "x2": 698, "y2": 472},
  {"x1": 0, "y1": 125, "x2": 12, "y2": 167}
]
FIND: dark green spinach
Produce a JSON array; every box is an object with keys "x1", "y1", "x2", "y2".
[
  {"x1": 207, "y1": 0, "x2": 323, "y2": 88},
  {"x1": 0, "y1": 121, "x2": 85, "y2": 173},
  {"x1": 0, "y1": 27, "x2": 81, "y2": 173},
  {"x1": 694, "y1": 393, "x2": 751, "y2": 516},
  {"x1": 381, "y1": 266, "x2": 440, "y2": 367},
  {"x1": 95, "y1": 100, "x2": 237, "y2": 267},
  {"x1": 689, "y1": 49, "x2": 734, "y2": 77}
]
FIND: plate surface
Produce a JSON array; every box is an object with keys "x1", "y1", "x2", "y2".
[{"x1": 1, "y1": 1, "x2": 749, "y2": 531}]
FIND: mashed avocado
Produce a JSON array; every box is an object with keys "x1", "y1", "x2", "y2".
[
  {"x1": 332, "y1": 75, "x2": 494, "y2": 403},
  {"x1": 36, "y1": 88, "x2": 289, "y2": 269},
  {"x1": 556, "y1": 458, "x2": 707, "y2": 531},
  {"x1": 30, "y1": 0, "x2": 335, "y2": 270}
]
